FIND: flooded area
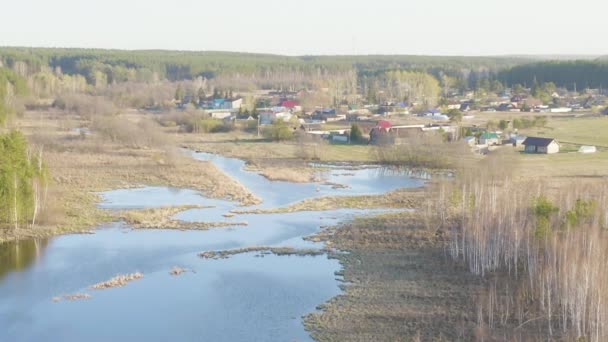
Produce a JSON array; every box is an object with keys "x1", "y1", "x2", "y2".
[{"x1": 0, "y1": 152, "x2": 426, "y2": 341}]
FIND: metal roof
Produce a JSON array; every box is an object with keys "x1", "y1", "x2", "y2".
[{"x1": 522, "y1": 137, "x2": 555, "y2": 147}]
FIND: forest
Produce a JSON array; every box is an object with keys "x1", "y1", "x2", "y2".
[
  {"x1": 0, "y1": 47, "x2": 532, "y2": 89},
  {"x1": 498, "y1": 60, "x2": 608, "y2": 90}
]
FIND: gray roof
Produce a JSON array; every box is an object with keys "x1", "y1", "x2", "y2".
[{"x1": 522, "y1": 137, "x2": 555, "y2": 147}]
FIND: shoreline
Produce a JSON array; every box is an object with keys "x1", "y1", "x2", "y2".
[{"x1": 303, "y1": 211, "x2": 483, "y2": 341}]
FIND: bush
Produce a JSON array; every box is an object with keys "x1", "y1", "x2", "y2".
[
  {"x1": 263, "y1": 120, "x2": 293, "y2": 141},
  {"x1": 195, "y1": 119, "x2": 221, "y2": 133},
  {"x1": 350, "y1": 124, "x2": 364, "y2": 143},
  {"x1": 210, "y1": 122, "x2": 235, "y2": 133}
]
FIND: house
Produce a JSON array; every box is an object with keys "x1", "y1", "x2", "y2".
[
  {"x1": 459, "y1": 103, "x2": 472, "y2": 112},
  {"x1": 480, "y1": 132, "x2": 500, "y2": 145},
  {"x1": 201, "y1": 97, "x2": 243, "y2": 110},
  {"x1": 280, "y1": 100, "x2": 302, "y2": 112},
  {"x1": 209, "y1": 111, "x2": 233, "y2": 119},
  {"x1": 312, "y1": 109, "x2": 345, "y2": 122},
  {"x1": 376, "y1": 120, "x2": 392, "y2": 132},
  {"x1": 549, "y1": 107, "x2": 572, "y2": 113},
  {"x1": 430, "y1": 114, "x2": 450, "y2": 121},
  {"x1": 464, "y1": 136, "x2": 477, "y2": 146},
  {"x1": 523, "y1": 137, "x2": 560, "y2": 154},
  {"x1": 331, "y1": 134, "x2": 349, "y2": 143},
  {"x1": 510, "y1": 135, "x2": 527, "y2": 147},
  {"x1": 260, "y1": 111, "x2": 293, "y2": 125}
]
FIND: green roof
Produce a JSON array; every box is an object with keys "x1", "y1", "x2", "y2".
[{"x1": 481, "y1": 132, "x2": 498, "y2": 139}]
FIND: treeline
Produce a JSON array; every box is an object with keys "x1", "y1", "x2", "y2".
[
  {"x1": 0, "y1": 47, "x2": 533, "y2": 88},
  {"x1": 498, "y1": 60, "x2": 608, "y2": 90}
]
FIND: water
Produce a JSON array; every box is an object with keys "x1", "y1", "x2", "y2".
[
  {"x1": 0, "y1": 152, "x2": 425, "y2": 342},
  {"x1": 191, "y1": 151, "x2": 425, "y2": 208}
]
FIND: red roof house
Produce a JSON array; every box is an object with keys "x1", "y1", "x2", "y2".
[{"x1": 281, "y1": 100, "x2": 299, "y2": 109}]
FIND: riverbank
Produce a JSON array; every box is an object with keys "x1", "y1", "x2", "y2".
[
  {"x1": 304, "y1": 211, "x2": 483, "y2": 341},
  {"x1": 0, "y1": 112, "x2": 260, "y2": 243},
  {"x1": 179, "y1": 132, "x2": 375, "y2": 183},
  {"x1": 233, "y1": 188, "x2": 425, "y2": 214}
]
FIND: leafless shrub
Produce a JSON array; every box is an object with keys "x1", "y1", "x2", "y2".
[
  {"x1": 372, "y1": 132, "x2": 467, "y2": 169},
  {"x1": 295, "y1": 132, "x2": 327, "y2": 160},
  {"x1": 53, "y1": 94, "x2": 116, "y2": 119},
  {"x1": 91, "y1": 116, "x2": 168, "y2": 149},
  {"x1": 436, "y1": 150, "x2": 608, "y2": 341}
]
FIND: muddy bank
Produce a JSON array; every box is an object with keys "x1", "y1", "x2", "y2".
[
  {"x1": 117, "y1": 205, "x2": 247, "y2": 230},
  {"x1": 199, "y1": 246, "x2": 328, "y2": 260},
  {"x1": 233, "y1": 189, "x2": 424, "y2": 214},
  {"x1": 304, "y1": 212, "x2": 484, "y2": 341}
]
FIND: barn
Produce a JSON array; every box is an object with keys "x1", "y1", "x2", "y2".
[{"x1": 522, "y1": 137, "x2": 560, "y2": 154}]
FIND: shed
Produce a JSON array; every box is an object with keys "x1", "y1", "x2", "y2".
[
  {"x1": 522, "y1": 137, "x2": 559, "y2": 154},
  {"x1": 579, "y1": 145, "x2": 597, "y2": 154}
]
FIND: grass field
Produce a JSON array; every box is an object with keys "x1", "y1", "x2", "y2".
[{"x1": 520, "y1": 115, "x2": 608, "y2": 148}]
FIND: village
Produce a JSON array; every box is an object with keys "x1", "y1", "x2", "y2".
[{"x1": 169, "y1": 82, "x2": 608, "y2": 158}]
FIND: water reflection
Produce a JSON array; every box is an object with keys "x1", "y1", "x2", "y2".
[{"x1": 0, "y1": 238, "x2": 49, "y2": 281}]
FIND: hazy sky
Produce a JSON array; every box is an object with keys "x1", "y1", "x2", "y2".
[{"x1": 1, "y1": 0, "x2": 606, "y2": 56}]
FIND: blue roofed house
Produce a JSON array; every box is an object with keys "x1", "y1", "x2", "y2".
[
  {"x1": 523, "y1": 137, "x2": 559, "y2": 154},
  {"x1": 201, "y1": 97, "x2": 243, "y2": 110}
]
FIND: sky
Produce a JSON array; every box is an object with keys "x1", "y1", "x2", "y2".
[{"x1": 1, "y1": 0, "x2": 606, "y2": 56}]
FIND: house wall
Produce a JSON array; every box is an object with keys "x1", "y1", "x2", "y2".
[
  {"x1": 524, "y1": 141, "x2": 559, "y2": 154},
  {"x1": 547, "y1": 141, "x2": 560, "y2": 154},
  {"x1": 230, "y1": 99, "x2": 243, "y2": 109},
  {"x1": 525, "y1": 145, "x2": 537, "y2": 153},
  {"x1": 480, "y1": 138, "x2": 499, "y2": 145}
]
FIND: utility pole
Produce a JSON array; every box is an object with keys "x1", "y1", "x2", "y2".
[{"x1": 257, "y1": 115, "x2": 260, "y2": 138}]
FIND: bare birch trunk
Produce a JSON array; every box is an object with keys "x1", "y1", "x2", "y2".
[{"x1": 13, "y1": 173, "x2": 18, "y2": 232}]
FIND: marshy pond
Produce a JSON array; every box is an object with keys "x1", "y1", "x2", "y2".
[{"x1": 0, "y1": 152, "x2": 426, "y2": 341}]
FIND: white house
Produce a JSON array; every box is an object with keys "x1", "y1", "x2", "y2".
[
  {"x1": 209, "y1": 111, "x2": 233, "y2": 119},
  {"x1": 227, "y1": 98, "x2": 243, "y2": 109},
  {"x1": 259, "y1": 111, "x2": 293, "y2": 125}
]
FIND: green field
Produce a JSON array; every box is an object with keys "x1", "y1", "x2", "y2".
[{"x1": 520, "y1": 116, "x2": 608, "y2": 148}]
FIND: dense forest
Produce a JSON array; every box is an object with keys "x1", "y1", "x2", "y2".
[
  {"x1": 498, "y1": 60, "x2": 608, "y2": 90},
  {"x1": 0, "y1": 47, "x2": 531, "y2": 89},
  {"x1": 3, "y1": 47, "x2": 608, "y2": 98}
]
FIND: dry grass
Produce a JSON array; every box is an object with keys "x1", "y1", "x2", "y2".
[
  {"x1": 245, "y1": 160, "x2": 315, "y2": 183},
  {"x1": 304, "y1": 212, "x2": 483, "y2": 341},
  {"x1": 233, "y1": 189, "x2": 425, "y2": 214},
  {"x1": 199, "y1": 246, "x2": 326, "y2": 260},
  {"x1": 90, "y1": 272, "x2": 144, "y2": 290},
  {"x1": 2, "y1": 110, "x2": 261, "y2": 242},
  {"x1": 118, "y1": 206, "x2": 248, "y2": 230},
  {"x1": 195, "y1": 138, "x2": 374, "y2": 163}
]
